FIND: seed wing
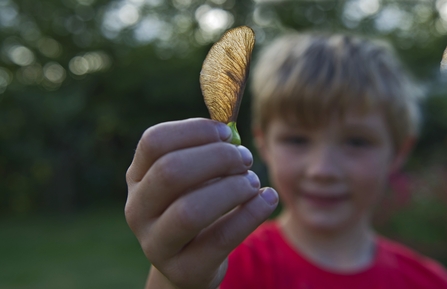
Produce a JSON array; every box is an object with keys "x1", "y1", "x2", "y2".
[{"x1": 200, "y1": 26, "x2": 255, "y2": 123}]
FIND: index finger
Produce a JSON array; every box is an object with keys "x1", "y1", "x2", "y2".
[{"x1": 126, "y1": 118, "x2": 233, "y2": 184}]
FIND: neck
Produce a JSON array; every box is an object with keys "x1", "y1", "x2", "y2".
[{"x1": 278, "y1": 211, "x2": 376, "y2": 273}]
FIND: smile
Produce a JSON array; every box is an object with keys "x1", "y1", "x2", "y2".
[{"x1": 300, "y1": 193, "x2": 350, "y2": 207}]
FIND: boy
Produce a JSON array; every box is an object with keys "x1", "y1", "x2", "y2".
[{"x1": 125, "y1": 32, "x2": 447, "y2": 289}]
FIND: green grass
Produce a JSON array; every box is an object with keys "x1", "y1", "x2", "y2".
[
  {"x1": 0, "y1": 206, "x2": 149, "y2": 289},
  {"x1": 2, "y1": 203, "x2": 446, "y2": 289}
]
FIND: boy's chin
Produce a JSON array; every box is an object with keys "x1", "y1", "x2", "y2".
[
  {"x1": 300, "y1": 215, "x2": 352, "y2": 234},
  {"x1": 295, "y1": 202, "x2": 357, "y2": 233}
]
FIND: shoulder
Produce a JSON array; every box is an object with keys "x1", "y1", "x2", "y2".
[
  {"x1": 237, "y1": 220, "x2": 280, "y2": 247},
  {"x1": 377, "y1": 236, "x2": 447, "y2": 287},
  {"x1": 221, "y1": 221, "x2": 290, "y2": 289},
  {"x1": 227, "y1": 221, "x2": 282, "y2": 266},
  {"x1": 229, "y1": 221, "x2": 287, "y2": 262}
]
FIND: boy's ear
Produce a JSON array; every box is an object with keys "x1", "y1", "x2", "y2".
[
  {"x1": 252, "y1": 125, "x2": 269, "y2": 163},
  {"x1": 390, "y1": 136, "x2": 416, "y2": 173}
]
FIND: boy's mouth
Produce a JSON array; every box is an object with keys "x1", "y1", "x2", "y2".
[{"x1": 300, "y1": 192, "x2": 350, "y2": 207}]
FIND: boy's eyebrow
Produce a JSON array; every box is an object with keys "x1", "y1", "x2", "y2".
[
  {"x1": 340, "y1": 123, "x2": 387, "y2": 137},
  {"x1": 342, "y1": 123, "x2": 376, "y2": 130}
]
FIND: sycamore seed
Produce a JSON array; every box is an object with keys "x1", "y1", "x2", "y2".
[{"x1": 200, "y1": 26, "x2": 255, "y2": 145}]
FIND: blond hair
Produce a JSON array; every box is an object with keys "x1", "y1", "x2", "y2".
[{"x1": 251, "y1": 32, "x2": 421, "y2": 149}]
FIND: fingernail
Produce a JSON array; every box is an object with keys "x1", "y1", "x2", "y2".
[
  {"x1": 216, "y1": 123, "x2": 232, "y2": 142},
  {"x1": 237, "y1": 146, "x2": 253, "y2": 167},
  {"x1": 245, "y1": 171, "x2": 260, "y2": 188},
  {"x1": 260, "y1": 188, "x2": 279, "y2": 206}
]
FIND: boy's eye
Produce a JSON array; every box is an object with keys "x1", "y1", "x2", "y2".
[
  {"x1": 346, "y1": 137, "x2": 372, "y2": 148},
  {"x1": 282, "y1": 136, "x2": 309, "y2": 145}
]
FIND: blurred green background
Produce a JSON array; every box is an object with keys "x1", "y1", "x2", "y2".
[{"x1": 1, "y1": 0, "x2": 447, "y2": 287}]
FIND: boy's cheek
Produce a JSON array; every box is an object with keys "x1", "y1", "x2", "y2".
[{"x1": 353, "y1": 171, "x2": 389, "y2": 210}]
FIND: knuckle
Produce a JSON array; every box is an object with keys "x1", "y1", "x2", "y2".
[
  {"x1": 186, "y1": 117, "x2": 215, "y2": 132},
  {"x1": 154, "y1": 154, "x2": 182, "y2": 186},
  {"x1": 212, "y1": 224, "x2": 237, "y2": 251},
  {"x1": 124, "y1": 201, "x2": 134, "y2": 225},
  {"x1": 218, "y1": 143, "x2": 239, "y2": 159},
  {"x1": 244, "y1": 205, "x2": 261, "y2": 224},
  {"x1": 214, "y1": 144, "x2": 244, "y2": 171},
  {"x1": 125, "y1": 166, "x2": 134, "y2": 186},
  {"x1": 124, "y1": 200, "x2": 140, "y2": 234},
  {"x1": 233, "y1": 174, "x2": 253, "y2": 189},
  {"x1": 140, "y1": 234, "x2": 159, "y2": 262},
  {"x1": 224, "y1": 175, "x2": 255, "y2": 198},
  {"x1": 172, "y1": 198, "x2": 203, "y2": 233},
  {"x1": 140, "y1": 126, "x2": 161, "y2": 154},
  {"x1": 124, "y1": 203, "x2": 158, "y2": 261},
  {"x1": 243, "y1": 196, "x2": 271, "y2": 225}
]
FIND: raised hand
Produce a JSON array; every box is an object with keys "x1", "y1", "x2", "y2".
[{"x1": 125, "y1": 118, "x2": 278, "y2": 289}]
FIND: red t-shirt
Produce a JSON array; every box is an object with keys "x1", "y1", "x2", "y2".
[{"x1": 221, "y1": 221, "x2": 447, "y2": 289}]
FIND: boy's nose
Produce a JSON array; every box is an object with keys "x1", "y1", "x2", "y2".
[{"x1": 305, "y1": 145, "x2": 342, "y2": 183}]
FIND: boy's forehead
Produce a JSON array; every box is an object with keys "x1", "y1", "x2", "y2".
[{"x1": 272, "y1": 106, "x2": 389, "y2": 131}]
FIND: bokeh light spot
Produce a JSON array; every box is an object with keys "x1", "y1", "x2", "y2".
[
  {"x1": 69, "y1": 51, "x2": 111, "y2": 76},
  {"x1": 9, "y1": 45, "x2": 35, "y2": 66},
  {"x1": 134, "y1": 15, "x2": 163, "y2": 43},
  {"x1": 358, "y1": 0, "x2": 380, "y2": 15},
  {"x1": 37, "y1": 38, "x2": 62, "y2": 58},
  {"x1": 196, "y1": 5, "x2": 233, "y2": 33},
  {"x1": 69, "y1": 56, "x2": 89, "y2": 75},
  {"x1": 375, "y1": 6, "x2": 410, "y2": 32},
  {"x1": 43, "y1": 62, "x2": 66, "y2": 84},
  {"x1": 0, "y1": 1, "x2": 19, "y2": 27},
  {"x1": 253, "y1": 6, "x2": 277, "y2": 26},
  {"x1": 174, "y1": 14, "x2": 193, "y2": 33},
  {"x1": 173, "y1": 0, "x2": 192, "y2": 10},
  {"x1": 438, "y1": 0, "x2": 447, "y2": 21},
  {"x1": 343, "y1": 0, "x2": 380, "y2": 28},
  {"x1": 0, "y1": 67, "x2": 12, "y2": 93},
  {"x1": 18, "y1": 64, "x2": 43, "y2": 85},
  {"x1": 145, "y1": 0, "x2": 164, "y2": 7},
  {"x1": 118, "y1": 4, "x2": 140, "y2": 26}
]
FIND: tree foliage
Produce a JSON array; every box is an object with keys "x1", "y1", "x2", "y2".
[{"x1": 1, "y1": 0, "x2": 447, "y2": 215}]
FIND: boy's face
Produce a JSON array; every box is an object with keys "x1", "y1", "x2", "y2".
[{"x1": 255, "y1": 109, "x2": 407, "y2": 233}]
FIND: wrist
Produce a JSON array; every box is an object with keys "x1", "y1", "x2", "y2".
[
  {"x1": 145, "y1": 266, "x2": 178, "y2": 289},
  {"x1": 145, "y1": 265, "x2": 222, "y2": 289}
]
